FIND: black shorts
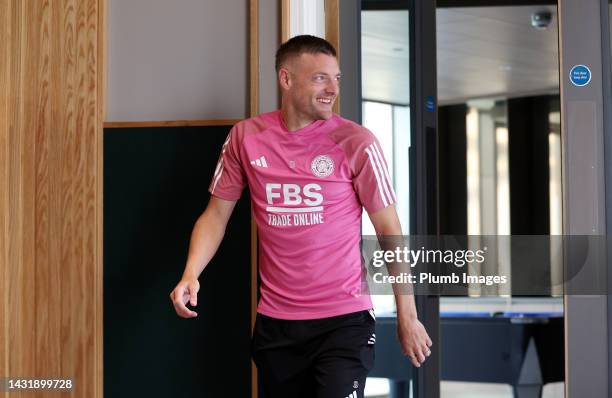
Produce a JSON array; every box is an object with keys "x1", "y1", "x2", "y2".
[{"x1": 251, "y1": 309, "x2": 376, "y2": 398}]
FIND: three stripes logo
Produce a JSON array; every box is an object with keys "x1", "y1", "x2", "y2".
[
  {"x1": 364, "y1": 142, "x2": 396, "y2": 207},
  {"x1": 210, "y1": 133, "x2": 231, "y2": 194},
  {"x1": 250, "y1": 156, "x2": 268, "y2": 168},
  {"x1": 345, "y1": 391, "x2": 358, "y2": 398},
  {"x1": 367, "y1": 333, "x2": 376, "y2": 345}
]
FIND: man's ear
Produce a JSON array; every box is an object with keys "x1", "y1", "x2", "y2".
[{"x1": 278, "y1": 68, "x2": 291, "y2": 90}]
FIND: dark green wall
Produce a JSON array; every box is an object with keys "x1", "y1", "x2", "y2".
[{"x1": 104, "y1": 126, "x2": 252, "y2": 397}]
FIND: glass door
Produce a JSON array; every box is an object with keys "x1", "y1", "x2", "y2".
[
  {"x1": 339, "y1": 1, "x2": 440, "y2": 397},
  {"x1": 436, "y1": 3, "x2": 563, "y2": 398}
]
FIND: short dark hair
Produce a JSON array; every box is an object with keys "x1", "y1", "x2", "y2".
[{"x1": 275, "y1": 35, "x2": 337, "y2": 72}]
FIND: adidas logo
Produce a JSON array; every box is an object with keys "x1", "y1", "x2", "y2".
[
  {"x1": 345, "y1": 390, "x2": 357, "y2": 398},
  {"x1": 250, "y1": 156, "x2": 268, "y2": 167},
  {"x1": 367, "y1": 333, "x2": 376, "y2": 345}
]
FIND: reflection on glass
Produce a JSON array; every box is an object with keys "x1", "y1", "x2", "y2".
[
  {"x1": 462, "y1": 98, "x2": 562, "y2": 298},
  {"x1": 465, "y1": 100, "x2": 511, "y2": 297},
  {"x1": 466, "y1": 107, "x2": 481, "y2": 236},
  {"x1": 361, "y1": 10, "x2": 410, "y2": 105},
  {"x1": 393, "y1": 106, "x2": 411, "y2": 229},
  {"x1": 360, "y1": 10, "x2": 411, "y2": 319},
  {"x1": 361, "y1": 9, "x2": 411, "y2": 398},
  {"x1": 549, "y1": 112, "x2": 562, "y2": 296},
  {"x1": 361, "y1": 101, "x2": 410, "y2": 236}
]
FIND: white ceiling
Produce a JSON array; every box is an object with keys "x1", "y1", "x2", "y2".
[{"x1": 361, "y1": 6, "x2": 560, "y2": 106}]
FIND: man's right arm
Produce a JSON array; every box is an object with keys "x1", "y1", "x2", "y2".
[{"x1": 170, "y1": 196, "x2": 237, "y2": 318}]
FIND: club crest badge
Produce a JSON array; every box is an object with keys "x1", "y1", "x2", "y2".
[{"x1": 311, "y1": 155, "x2": 334, "y2": 178}]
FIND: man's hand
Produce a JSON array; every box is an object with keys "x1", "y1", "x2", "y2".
[
  {"x1": 170, "y1": 278, "x2": 200, "y2": 318},
  {"x1": 169, "y1": 197, "x2": 237, "y2": 319},
  {"x1": 367, "y1": 206, "x2": 433, "y2": 367},
  {"x1": 397, "y1": 317, "x2": 433, "y2": 368}
]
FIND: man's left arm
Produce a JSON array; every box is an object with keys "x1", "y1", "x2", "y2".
[{"x1": 367, "y1": 205, "x2": 433, "y2": 368}]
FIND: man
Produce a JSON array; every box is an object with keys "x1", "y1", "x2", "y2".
[{"x1": 170, "y1": 35, "x2": 431, "y2": 398}]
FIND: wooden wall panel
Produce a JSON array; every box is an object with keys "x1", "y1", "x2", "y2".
[
  {"x1": 0, "y1": 0, "x2": 104, "y2": 397},
  {"x1": 0, "y1": 0, "x2": 9, "y2": 392},
  {"x1": 281, "y1": 0, "x2": 290, "y2": 42},
  {"x1": 324, "y1": 0, "x2": 340, "y2": 114}
]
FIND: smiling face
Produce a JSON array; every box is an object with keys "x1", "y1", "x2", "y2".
[{"x1": 278, "y1": 52, "x2": 341, "y2": 125}]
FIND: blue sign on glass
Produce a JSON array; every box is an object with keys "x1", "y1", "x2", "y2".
[
  {"x1": 426, "y1": 96, "x2": 435, "y2": 113},
  {"x1": 570, "y1": 65, "x2": 592, "y2": 87}
]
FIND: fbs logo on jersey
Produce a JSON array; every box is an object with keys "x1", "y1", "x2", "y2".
[
  {"x1": 311, "y1": 155, "x2": 334, "y2": 178},
  {"x1": 265, "y1": 183, "x2": 323, "y2": 207},
  {"x1": 265, "y1": 183, "x2": 325, "y2": 227}
]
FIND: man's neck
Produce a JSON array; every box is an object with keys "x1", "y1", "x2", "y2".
[{"x1": 280, "y1": 107, "x2": 314, "y2": 132}]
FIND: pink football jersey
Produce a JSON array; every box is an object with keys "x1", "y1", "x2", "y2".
[{"x1": 209, "y1": 110, "x2": 396, "y2": 320}]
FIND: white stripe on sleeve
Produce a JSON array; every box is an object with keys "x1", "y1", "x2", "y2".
[
  {"x1": 368, "y1": 143, "x2": 394, "y2": 205},
  {"x1": 211, "y1": 134, "x2": 232, "y2": 193},
  {"x1": 365, "y1": 147, "x2": 389, "y2": 207},
  {"x1": 211, "y1": 162, "x2": 224, "y2": 193},
  {"x1": 371, "y1": 141, "x2": 397, "y2": 202}
]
